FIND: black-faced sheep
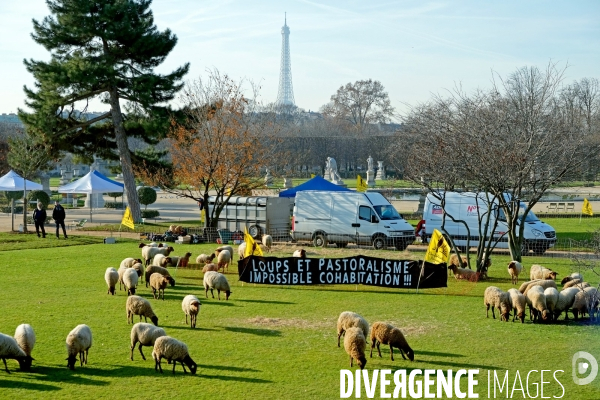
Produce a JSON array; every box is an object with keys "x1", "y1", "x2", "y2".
[
  {"x1": 142, "y1": 246, "x2": 174, "y2": 267},
  {"x1": 123, "y1": 268, "x2": 139, "y2": 296},
  {"x1": 130, "y1": 322, "x2": 166, "y2": 361},
  {"x1": 544, "y1": 287, "x2": 559, "y2": 321},
  {"x1": 66, "y1": 324, "x2": 92, "y2": 370},
  {"x1": 483, "y1": 286, "x2": 511, "y2": 321},
  {"x1": 150, "y1": 273, "x2": 170, "y2": 300},
  {"x1": 336, "y1": 311, "x2": 369, "y2": 348},
  {"x1": 0, "y1": 333, "x2": 33, "y2": 373},
  {"x1": 292, "y1": 249, "x2": 307, "y2": 258},
  {"x1": 203, "y1": 271, "x2": 231, "y2": 300},
  {"x1": 182, "y1": 295, "x2": 201, "y2": 329},
  {"x1": 519, "y1": 279, "x2": 557, "y2": 296},
  {"x1": 572, "y1": 287, "x2": 599, "y2": 320},
  {"x1": 554, "y1": 287, "x2": 581, "y2": 320},
  {"x1": 105, "y1": 267, "x2": 119, "y2": 295},
  {"x1": 196, "y1": 253, "x2": 216, "y2": 266},
  {"x1": 152, "y1": 254, "x2": 173, "y2": 268},
  {"x1": 561, "y1": 273, "x2": 583, "y2": 286},
  {"x1": 343, "y1": 327, "x2": 367, "y2": 370},
  {"x1": 152, "y1": 336, "x2": 197, "y2": 374},
  {"x1": 126, "y1": 295, "x2": 159, "y2": 326},
  {"x1": 369, "y1": 322, "x2": 414, "y2": 362}
]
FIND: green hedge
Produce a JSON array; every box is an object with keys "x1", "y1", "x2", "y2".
[
  {"x1": 141, "y1": 210, "x2": 160, "y2": 219},
  {"x1": 104, "y1": 202, "x2": 125, "y2": 209}
]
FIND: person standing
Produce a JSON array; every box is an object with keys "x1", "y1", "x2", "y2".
[
  {"x1": 52, "y1": 200, "x2": 68, "y2": 239},
  {"x1": 33, "y1": 202, "x2": 47, "y2": 238}
]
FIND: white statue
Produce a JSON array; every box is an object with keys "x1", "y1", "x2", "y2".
[
  {"x1": 367, "y1": 155, "x2": 374, "y2": 172},
  {"x1": 264, "y1": 168, "x2": 273, "y2": 187},
  {"x1": 326, "y1": 157, "x2": 343, "y2": 184}
]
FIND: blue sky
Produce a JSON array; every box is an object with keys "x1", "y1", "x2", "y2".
[{"x1": 1, "y1": 0, "x2": 598, "y2": 117}]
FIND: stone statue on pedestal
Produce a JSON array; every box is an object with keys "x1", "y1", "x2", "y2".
[
  {"x1": 325, "y1": 157, "x2": 344, "y2": 185},
  {"x1": 264, "y1": 168, "x2": 273, "y2": 187},
  {"x1": 366, "y1": 155, "x2": 375, "y2": 187},
  {"x1": 375, "y1": 161, "x2": 386, "y2": 180}
]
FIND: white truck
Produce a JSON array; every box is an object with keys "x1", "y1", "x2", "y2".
[
  {"x1": 423, "y1": 192, "x2": 556, "y2": 255},
  {"x1": 291, "y1": 191, "x2": 416, "y2": 250}
]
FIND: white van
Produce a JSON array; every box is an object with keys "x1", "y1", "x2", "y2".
[
  {"x1": 423, "y1": 192, "x2": 556, "y2": 255},
  {"x1": 291, "y1": 191, "x2": 416, "y2": 250}
]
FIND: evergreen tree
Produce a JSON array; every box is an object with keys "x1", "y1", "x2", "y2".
[{"x1": 19, "y1": 0, "x2": 189, "y2": 222}]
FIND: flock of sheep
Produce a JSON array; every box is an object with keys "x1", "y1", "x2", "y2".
[{"x1": 484, "y1": 262, "x2": 597, "y2": 323}]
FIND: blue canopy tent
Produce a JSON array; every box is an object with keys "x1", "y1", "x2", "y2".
[{"x1": 278, "y1": 175, "x2": 352, "y2": 198}]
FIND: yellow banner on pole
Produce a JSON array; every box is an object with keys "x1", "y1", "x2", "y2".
[
  {"x1": 583, "y1": 198, "x2": 593, "y2": 216},
  {"x1": 356, "y1": 175, "x2": 367, "y2": 192},
  {"x1": 244, "y1": 227, "x2": 263, "y2": 257},
  {"x1": 424, "y1": 229, "x2": 451, "y2": 264},
  {"x1": 121, "y1": 206, "x2": 135, "y2": 230}
]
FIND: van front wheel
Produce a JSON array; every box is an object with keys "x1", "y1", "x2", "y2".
[
  {"x1": 372, "y1": 236, "x2": 386, "y2": 250},
  {"x1": 314, "y1": 233, "x2": 328, "y2": 248}
]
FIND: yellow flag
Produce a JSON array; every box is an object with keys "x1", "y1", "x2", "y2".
[
  {"x1": 424, "y1": 229, "x2": 451, "y2": 264},
  {"x1": 310, "y1": 174, "x2": 315, "y2": 178},
  {"x1": 356, "y1": 175, "x2": 367, "y2": 192},
  {"x1": 583, "y1": 198, "x2": 593, "y2": 216},
  {"x1": 244, "y1": 227, "x2": 263, "y2": 257},
  {"x1": 121, "y1": 206, "x2": 135, "y2": 230}
]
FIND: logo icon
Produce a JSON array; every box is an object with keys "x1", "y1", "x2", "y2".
[{"x1": 572, "y1": 351, "x2": 598, "y2": 385}]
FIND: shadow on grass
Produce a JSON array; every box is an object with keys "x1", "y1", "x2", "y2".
[
  {"x1": 0, "y1": 378, "x2": 60, "y2": 391},
  {"x1": 32, "y1": 364, "x2": 158, "y2": 382},
  {"x1": 416, "y1": 350, "x2": 465, "y2": 358},
  {"x1": 415, "y1": 359, "x2": 501, "y2": 370},
  {"x1": 236, "y1": 299, "x2": 295, "y2": 305},
  {"x1": 161, "y1": 325, "x2": 218, "y2": 332},
  {"x1": 197, "y1": 374, "x2": 271, "y2": 384},
  {"x1": 198, "y1": 364, "x2": 260, "y2": 373},
  {"x1": 219, "y1": 326, "x2": 281, "y2": 337},
  {"x1": 203, "y1": 300, "x2": 235, "y2": 306}
]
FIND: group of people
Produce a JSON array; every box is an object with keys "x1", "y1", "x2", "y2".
[{"x1": 32, "y1": 200, "x2": 68, "y2": 239}]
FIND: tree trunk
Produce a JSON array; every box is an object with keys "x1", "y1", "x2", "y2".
[{"x1": 108, "y1": 87, "x2": 142, "y2": 222}]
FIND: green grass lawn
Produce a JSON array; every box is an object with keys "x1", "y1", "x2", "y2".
[{"x1": 1, "y1": 235, "x2": 600, "y2": 399}]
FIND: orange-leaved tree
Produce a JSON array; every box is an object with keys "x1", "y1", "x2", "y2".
[{"x1": 136, "y1": 70, "x2": 281, "y2": 227}]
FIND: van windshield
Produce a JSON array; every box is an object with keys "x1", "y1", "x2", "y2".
[
  {"x1": 374, "y1": 205, "x2": 401, "y2": 220},
  {"x1": 498, "y1": 203, "x2": 539, "y2": 222}
]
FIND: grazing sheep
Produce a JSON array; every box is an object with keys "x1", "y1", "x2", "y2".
[
  {"x1": 448, "y1": 264, "x2": 480, "y2": 281},
  {"x1": 530, "y1": 265, "x2": 558, "y2": 281},
  {"x1": 152, "y1": 254, "x2": 173, "y2": 268},
  {"x1": 544, "y1": 287, "x2": 559, "y2": 321},
  {"x1": 519, "y1": 279, "x2": 557, "y2": 296},
  {"x1": 336, "y1": 311, "x2": 369, "y2": 347},
  {"x1": 262, "y1": 234, "x2": 273, "y2": 252},
  {"x1": 142, "y1": 246, "x2": 174, "y2": 267},
  {"x1": 216, "y1": 249, "x2": 232, "y2": 273},
  {"x1": 554, "y1": 287, "x2": 581, "y2": 320},
  {"x1": 0, "y1": 333, "x2": 33, "y2": 373},
  {"x1": 369, "y1": 322, "x2": 414, "y2": 362},
  {"x1": 563, "y1": 279, "x2": 590, "y2": 289},
  {"x1": 181, "y1": 295, "x2": 202, "y2": 329},
  {"x1": 561, "y1": 273, "x2": 583, "y2": 286},
  {"x1": 292, "y1": 249, "x2": 306, "y2": 258},
  {"x1": 66, "y1": 324, "x2": 92, "y2": 370},
  {"x1": 526, "y1": 285, "x2": 550, "y2": 322},
  {"x1": 130, "y1": 322, "x2": 166, "y2": 361},
  {"x1": 507, "y1": 261, "x2": 524, "y2": 285},
  {"x1": 120, "y1": 257, "x2": 143, "y2": 270},
  {"x1": 196, "y1": 253, "x2": 215, "y2": 266},
  {"x1": 145, "y1": 266, "x2": 175, "y2": 288},
  {"x1": 152, "y1": 336, "x2": 197, "y2": 375},
  {"x1": 343, "y1": 327, "x2": 367, "y2": 370},
  {"x1": 215, "y1": 245, "x2": 234, "y2": 259},
  {"x1": 170, "y1": 252, "x2": 192, "y2": 268},
  {"x1": 139, "y1": 242, "x2": 163, "y2": 248},
  {"x1": 14, "y1": 324, "x2": 35, "y2": 358},
  {"x1": 150, "y1": 273, "x2": 170, "y2": 300},
  {"x1": 105, "y1": 267, "x2": 119, "y2": 295},
  {"x1": 507, "y1": 289, "x2": 526, "y2": 323},
  {"x1": 123, "y1": 268, "x2": 139, "y2": 296},
  {"x1": 202, "y1": 263, "x2": 219, "y2": 273},
  {"x1": 572, "y1": 287, "x2": 599, "y2": 320},
  {"x1": 126, "y1": 295, "x2": 159, "y2": 326},
  {"x1": 238, "y1": 243, "x2": 247, "y2": 260},
  {"x1": 203, "y1": 271, "x2": 231, "y2": 300},
  {"x1": 483, "y1": 286, "x2": 512, "y2": 321},
  {"x1": 449, "y1": 254, "x2": 468, "y2": 269}
]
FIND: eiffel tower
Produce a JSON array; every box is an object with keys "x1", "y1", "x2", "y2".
[{"x1": 276, "y1": 13, "x2": 295, "y2": 106}]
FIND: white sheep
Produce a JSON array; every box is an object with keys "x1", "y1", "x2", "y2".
[
  {"x1": 120, "y1": 257, "x2": 143, "y2": 270},
  {"x1": 526, "y1": 285, "x2": 550, "y2": 322},
  {"x1": 336, "y1": 311, "x2": 369, "y2": 348},
  {"x1": 14, "y1": 324, "x2": 35, "y2": 358},
  {"x1": 507, "y1": 288, "x2": 526, "y2": 323},
  {"x1": 561, "y1": 272, "x2": 583, "y2": 286},
  {"x1": 216, "y1": 249, "x2": 231, "y2": 273},
  {"x1": 343, "y1": 327, "x2": 367, "y2": 370},
  {"x1": 530, "y1": 265, "x2": 558, "y2": 281},
  {"x1": 142, "y1": 246, "x2": 174, "y2": 266},
  {"x1": 66, "y1": 324, "x2": 92, "y2": 370},
  {"x1": 203, "y1": 271, "x2": 231, "y2": 300},
  {"x1": 130, "y1": 322, "x2": 166, "y2": 361},
  {"x1": 126, "y1": 295, "x2": 159, "y2": 326},
  {"x1": 145, "y1": 265, "x2": 175, "y2": 288},
  {"x1": 507, "y1": 261, "x2": 524, "y2": 285},
  {"x1": 544, "y1": 287, "x2": 559, "y2": 322},
  {"x1": 149, "y1": 273, "x2": 170, "y2": 300},
  {"x1": 181, "y1": 295, "x2": 202, "y2": 329},
  {"x1": 292, "y1": 249, "x2": 306, "y2": 258},
  {"x1": 572, "y1": 287, "x2": 599, "y2": 320},
  {"x1": 554, "y1": 287, "x2": 582, "y2": 320},
  {"x1": 262, "y1": 234, "x2": 273, "y2": 252},
  {"x1": 196, "y1": 253, "x2": 215, "y2": 266},
  {"x1": 483, "y1": 286, "x2": 511, "y2": 321},
  {"x1": 0, "y1": 333, "x2": 33, "y2": 372},
  {"x1": 123, "y1": 268, "x2": 139, "y2": 296},
  {"x1": 238, "y1": 243, "x2": 247, "y2": 260},
  {"x1": 215, "y1": 245, "x2": 234, "y2": 260},
  {"x1": 202, "y1": 263, "x2": 219, "y2": 273},
  {"x1": 563, "y1": 279, "x2": 590, "y2": 289},
  {"x1": 105, "y1": 267, "x2": 119, "y2": 295},
  {"x1": 152, "y1": 254, "x2": 172, "y2": 268},
  {"x1": 152, "y1": 336, "x2": 197, "y2": 374},
  {"x1": 519, "y1": 279, "x2": 557, "y2": 296}
]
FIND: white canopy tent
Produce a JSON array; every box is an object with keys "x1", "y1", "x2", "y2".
[
  {"x1": 58, "y1": 170, "x2": 124, "y2": 222},
  {"x1": 0, "y1": 170, "x2": 44, "y2": 231}
]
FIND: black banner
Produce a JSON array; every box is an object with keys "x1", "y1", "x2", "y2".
[{"x1": 237, "y1": 256, "x2": 447, "y2": 289}]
